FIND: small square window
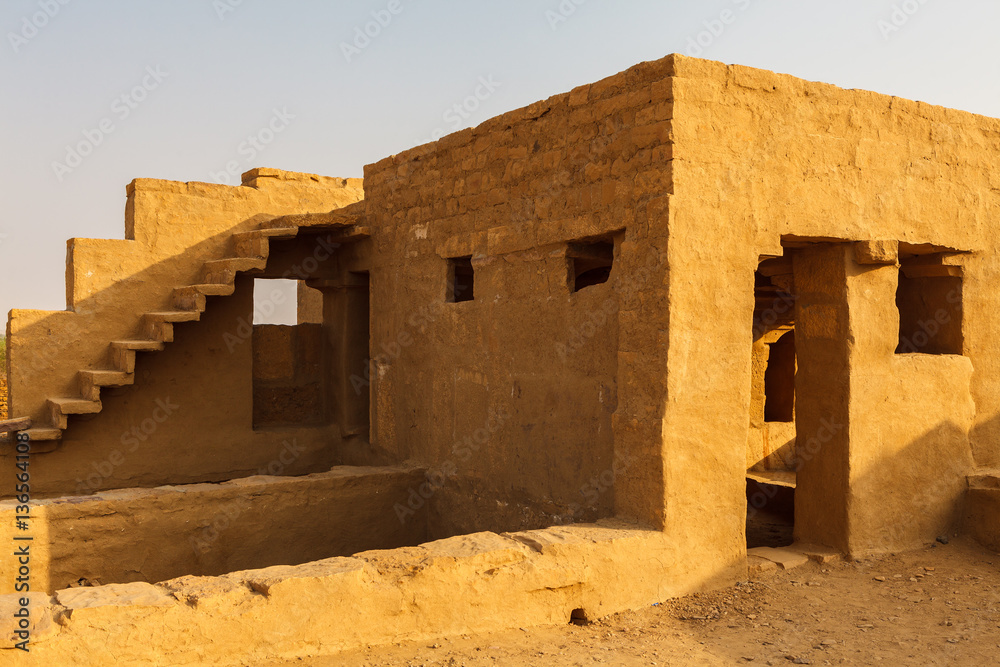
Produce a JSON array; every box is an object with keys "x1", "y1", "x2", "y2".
[
  {"x1": 447, "y1": 256, "x2": 474, "y2": 303},
  {"x1": 895, "y1": 259, "x2": 963, "y2": 355},
  {"x1": 568, "y1": 240, "x2": 614, "y2": 292}
]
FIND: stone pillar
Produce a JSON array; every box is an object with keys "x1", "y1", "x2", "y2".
[{"x1": 792, "y1": 243, "x2": 852, "y2": 552}]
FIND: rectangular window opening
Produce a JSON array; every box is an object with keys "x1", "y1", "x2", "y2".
[
  {"x1": 895, "y1": 257, "x2": 963, "y2": 355},
  {"x1": 568, "y1": 240, "x2": 614, "y2": 292},
  {"x1": 448, "y1": 256, "x2": 475, "y2": 303},
  {"x1": 252, "y1": 278, "x2": 324, "y2": 430},
  {"x1": 253, "y1": 278, "x2": 299, "y2": 325},
  {"x1": 763, "y1": 330, "x2": 795, "y2": 423}
]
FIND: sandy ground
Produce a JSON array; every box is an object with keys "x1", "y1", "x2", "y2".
[{"x1": 268, "y1": 537, "x2": 999, "y2": 667}]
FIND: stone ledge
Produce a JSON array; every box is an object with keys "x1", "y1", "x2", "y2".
[
  {"x1": 0, "y1": 466, "x2": 430, "y2": 594},
  {"x1": 0, "y1": 520, "x2": 741, "y2": 665}
]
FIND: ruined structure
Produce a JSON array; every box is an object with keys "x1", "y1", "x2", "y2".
[{"x1": 2, "y1": 54, "x2": 999, "y2": 664}]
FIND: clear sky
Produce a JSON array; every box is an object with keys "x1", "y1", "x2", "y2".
[{"x1": 1, "y1": 0, "x2": 998, "y2": 321}]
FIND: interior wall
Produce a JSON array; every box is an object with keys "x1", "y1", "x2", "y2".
[
  {"x1": 320, "y1": 269, "x2": 372, "y2": 464},
  {"x1": 0, "y1": 466, "x2": 429, "y2": 594},
  {"x1": 252, "y1": 323, "x2": 325, "y2": 429},
  {"x1": 747, "y1": 329, "x2": 797, "y2": 472}
]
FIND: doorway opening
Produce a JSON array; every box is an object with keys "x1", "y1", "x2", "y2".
[{"x1": 747, "y1": 256, "x2": 797, "y2": 548}]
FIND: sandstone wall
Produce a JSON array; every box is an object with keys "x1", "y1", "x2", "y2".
[{"x1": 362, "y1": 59, "x2": 677, "y2": 533}]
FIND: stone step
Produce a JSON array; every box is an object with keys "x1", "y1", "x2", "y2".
[
  {"x1": 231, "y1": 227, "x2": 299, "y2": 259},
  {"x1": 79, "y1": 369, "x2": 134, "y2": 401},
  {"x1": 171, "y1": 284, "x2": 236, "y2": 311},
  {"x1": 201, "y1": 257, "x2": 268, "y2": 284},
  {"x1": 142, "y1": 311, "x2": 202, "y2": 343},
  {"x1": 110, "y1": 340, "x2": 165, "y2": 374},
  {"x1": 48, "y1": 397, "x2": 103, "y2": 430},
  {"x1": 22, "y1": 428, "x2": 62, "y2": 442},
  {"x1": 265, "y1": 208, "x2": 362, "y2": 229}
]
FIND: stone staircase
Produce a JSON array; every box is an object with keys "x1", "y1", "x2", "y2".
[{"x1": 8, "y1": 169, "x2": 365, "y2": 446}]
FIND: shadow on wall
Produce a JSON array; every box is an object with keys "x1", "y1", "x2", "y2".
[{"x1": 843, "y1": 418, "x2": 973, "y2": 556}]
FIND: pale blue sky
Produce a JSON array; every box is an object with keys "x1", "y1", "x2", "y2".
[{"x1": 2, "y1": 0, "x2": 998, "y2": 320}]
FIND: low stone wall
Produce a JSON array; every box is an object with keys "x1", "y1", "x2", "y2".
[
  {"x1": 0, "y1": 466, "x2": 429, "y2": 594},
  {"x1": 0, "y1": 521, "x2": 743, "y2": 665}
]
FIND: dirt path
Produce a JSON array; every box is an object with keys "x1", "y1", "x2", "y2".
[{"x1": 272, "y1": 537, "x2": 1000, "y2": 666}]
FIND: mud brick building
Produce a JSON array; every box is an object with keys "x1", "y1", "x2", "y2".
[{"x1": 2, "y1": 53, "x2": 999, "y2": 664}]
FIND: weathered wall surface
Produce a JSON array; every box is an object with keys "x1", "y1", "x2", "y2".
[
  {"x1": 3, "y1": 56, "x2": 998, "y2": 626},
  {"x1": 362, "y1": 59, "x2": 678, "y2": 531},
  {"x1": 0, "y1": 466, "x2": 428, "y2": 594},
  {"x1": 3, "y1": 222, "x2": 372, "y2": 499},
  {"x1": 846, "y1": 258, "x2": 975, "y2": 554},
  {"x1": 670, "y1": 54, "x2": 999, "y2": 458}
]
